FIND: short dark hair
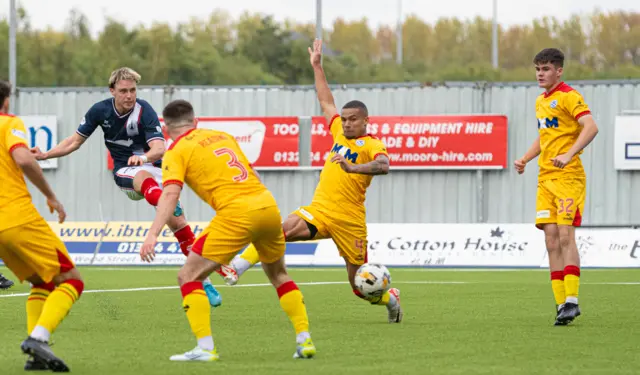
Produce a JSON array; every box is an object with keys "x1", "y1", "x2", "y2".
[
  {"x1": 162, "y1": 99, "x2": 195, "y2": 128},
  {"x1": 0, "y1": 81, "x2": 11, "y2": 106},
  {"x1": 533, "y1": 48, "x2": 565, "y2": 68},
  {"x1": 342, "y1": 100, "x2": 368, "y2": 116}
]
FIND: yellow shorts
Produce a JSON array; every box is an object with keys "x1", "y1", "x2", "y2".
[
  {"x1": 535, "y1": 178, "x2": 586, "y2": 229},
  {"x1": 0, "y1": 217, "x2": 75, "y2": 283},
  {"x1": 191, "y1": 205, "x2": 285, "y2": 265},
  {"x1": 294, "y1": 205, "x2": 368, "y2": 266}
]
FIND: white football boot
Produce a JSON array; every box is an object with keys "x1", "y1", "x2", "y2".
[
  {"x1": 387, "y1": 288, "x2": 403, "y2": 323},
  {"x1": 169, "y1": 346, "x2": 219, "y2": 362}
]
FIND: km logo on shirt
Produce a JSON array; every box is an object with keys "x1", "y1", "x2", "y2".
[
  {"x1": 538, "y1": 117, "x2": 559, "y2": 129},
  {"x1": 331, "y1": 143, "x2": 359, "y2": 163}
]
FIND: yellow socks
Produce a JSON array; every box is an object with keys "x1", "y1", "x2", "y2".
[
  {"x1": 26, "y1": 282, "x2": 55, "y2": 334},
  {"x1": 353, "y1": 288, "x2": 398, "y2": 308},
  {"x1": 30, "y1": 280, "x2": 84, "y2": 343},
  {"x1": 180, "y1": 281, "x2": 214, "y2": 350},
  {"x1": 277, "y1": 281, "x2": 310, "y2": 339},
  {"x1": 563, "y1": 265, "x2": 580, "y2": 304},
  {"x1": 240, "y1": 244, "x2": 261, "y2": 265},
  {"x1": 550, "y1": 271, "x2": 566, "y2": 306}
]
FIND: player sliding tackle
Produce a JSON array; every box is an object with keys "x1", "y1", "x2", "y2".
[
  {"x1": 514, "y1": 48, "x2": 599, "y2": 326},
  {"x1": 31, "y1": 67, "x2": 221, "y2": 307},
  {"x1": 217, "y1": 39, "x2": 403, "y2": 323},
  {"x1": 140, "y1": 99, "x2": 316, "y2": 361}
]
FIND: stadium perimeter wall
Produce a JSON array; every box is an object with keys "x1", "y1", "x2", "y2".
[{"x1": 13, "y1": 80, "x2": 640, "y2": 226}]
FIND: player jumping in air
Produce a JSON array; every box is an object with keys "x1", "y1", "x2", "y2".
[
  {"x1": 31, "y1": 68, "x2": 222, "y2": 308},
  {"x1": 140, "y1": 99, "x2": 316, "y2": 361},
  {"x1": 216, "y1": 39, "x2": 403, "y2": 323},
  {"x1": 514, "y1": 48, "x2": 599, "y2": 326},
  {"x1": 0, "y1": 80, "x2": 84, "y2": 372}
]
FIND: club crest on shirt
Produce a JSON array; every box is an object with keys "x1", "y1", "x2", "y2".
[
  {"x1": 355, "y1": 139, "x2": 365, "y2": 147},
  {"x1": 550, "y1": 100, "x2": 558, "y2": 109}
]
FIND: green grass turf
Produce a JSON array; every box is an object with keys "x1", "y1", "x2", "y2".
[{"x1": 1, "y1": 267, "x2": 639, "y2": 374}]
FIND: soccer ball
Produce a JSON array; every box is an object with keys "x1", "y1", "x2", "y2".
[{"x1": 354, "y1": 263, "x2": 391, "y2": 298}]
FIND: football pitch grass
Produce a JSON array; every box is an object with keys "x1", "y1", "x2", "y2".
[{"x1": 1, "y1": 267, "x2": 639, "y2": 375}]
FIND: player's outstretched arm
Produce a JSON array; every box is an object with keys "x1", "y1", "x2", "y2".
[
  {"x1": 11, "y1": 147, "x2": 66, "y2": 223},
  {"x1": 514, "y1": 136, "x2": 541, "y2": 174},
  {"x1": 309, "y1": 39, "x2": 338, "y2": 122},
  {"x1": 33, "y1": 133, "x2": 86, "y2": 160}
]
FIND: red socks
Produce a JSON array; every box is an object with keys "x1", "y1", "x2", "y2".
[
  {"x1": 141, "y1": 178, "x2": 194, "y2": 257},
  {"x1": 175, "y1": 226, "x2": 196, "y2": 256},
  {"x1": 141, "y1": 178, "x2": 162, "y2": 206}
]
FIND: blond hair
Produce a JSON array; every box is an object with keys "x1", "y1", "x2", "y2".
[{"x1": 108, "y1": 67, "x2": 141, "y2": 88}]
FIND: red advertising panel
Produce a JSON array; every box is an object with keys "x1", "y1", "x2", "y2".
[
  {"x1": 311, "y1": 115, "x2": 508, "y2": 169},
  {"x1": 107, "y1": 117, "x2": 300, "y2": 170}
]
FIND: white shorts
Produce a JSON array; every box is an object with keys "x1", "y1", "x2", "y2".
[{"x1": 113, "y1": 165, "x2": 163, "y2": 201}]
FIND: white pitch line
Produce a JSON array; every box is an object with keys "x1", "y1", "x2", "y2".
[
  {"x1": 0, "y1": 280, "x2": 467, "y2": 298},
  {"x1": 77, "y1": 267, "x2": 640, "y2": 273},
  {"x1": 70, "y1": 267, "x2": 549, "y2": 272},
  {"x1": 1, "y1": 280, "x2": 639, "y2": 299}
]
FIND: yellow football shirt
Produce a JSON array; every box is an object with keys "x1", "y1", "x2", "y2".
[
  {"x1": 0, "y1": 114, "x2": 41, "y2": 232},
  {"x1": 535, "y1": 82, "x2": 591, "y2": 181},
  {"x1": 311, "y1": 115, "x2": 388, "y2": 220},
  {"x1": 162, "y1": 128, "x2": 275, "y2": 213}
]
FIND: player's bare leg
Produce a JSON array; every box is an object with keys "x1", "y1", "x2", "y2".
[
  {"x1": 542, "y1": 224, "x2": 567, "y2": 325},
  {"x1": 132, "y1": 170, "x2": 194, "y2": 256},
  {"x1": 133, "y1": 170, "x2": 221, "y2": 307},
  {"x1": 556, "y1": 225, "x2": 581, "y2": 324},
  {"x1": 171, "y1": 253, "x2": 220, "y2": 362},
  {"x1": 345, "y1": 260, "x2": 402, "y2": 323},
  {"x1": 167, "y1": 215, "x2": 221, "y2": 307},
  {"x1": 261, "y1": 255, "x2": 315, "y2": 359},
  {"x1": 21, "y1": 268, "x2": 84, "y2": 372},
  {"x1": 217, "y1": 214, "x2": 314, "y2": 285}
]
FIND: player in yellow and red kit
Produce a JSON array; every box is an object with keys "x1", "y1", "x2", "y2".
[
  {"x1": 0, "y1": 80, "x2": 85, "y2": 372},
  {"x1": 514, "y1": 48, "x2": 599, "y2": 326},
  {"x1": 216, "y1": 39, "x2": 403, "y2": 323},
  {"x1": 139, "y1": 99, "x2": 315, "y2": 361}
]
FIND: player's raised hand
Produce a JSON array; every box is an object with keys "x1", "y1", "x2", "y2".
[
  {"x1": 47, "y1": 198, "x2": 67, "y2": 224},
  {"x1": 140, "y1": 235, "x2": 157, "y2": 263},
  {"x1": 331, "y1": 153, "x2": 353, "y2": 173},
  {"x1": 30, "y1": 146, "x2": 46, "y2": 160},
  {"x1": 308, "y1": 38, "x2": 323, "y2": 67},
  {"x1": 514, "y1": 158, "x2": 527, "y2": 174},
  {"x1": 551, "y1": 153, "x2": 572, "y2": 169},
  {"x1": 128, "y1": 155, "x2": 146, "y2": 166}
]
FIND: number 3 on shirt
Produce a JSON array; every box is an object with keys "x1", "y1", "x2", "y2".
[{"x1": 214, "y1": 148, "x2": 249, "y2": 182}]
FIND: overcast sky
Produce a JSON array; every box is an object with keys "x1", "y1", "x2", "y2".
[{"x1": 0, "y1": 0, "x2": 637, "y2": 36}]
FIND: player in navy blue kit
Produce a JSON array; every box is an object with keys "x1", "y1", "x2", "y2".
[{"x1": 32, "y1": 67, "x2": 222, "y2": 306}]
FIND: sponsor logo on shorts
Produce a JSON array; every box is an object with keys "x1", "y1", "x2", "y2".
[{"x1": 536, "y1": 210, "x2": 551, "y2": 219}]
